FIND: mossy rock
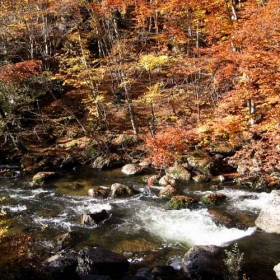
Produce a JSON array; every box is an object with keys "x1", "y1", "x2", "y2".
[
  {"x1": 187, "y1": 151, "x2": 214, "y2": 175},
  {"x1": 168, "y1": 195, "x2": 197, "y2": 210},
  {"x1": 159, "y1": 185, "x2": 177, "y2": 199},
  {"x1": 32, "y1": 172, "x2": 58, "y2": 185},
  {"x1": 192, "y1": 174, "x2": 210, "y2": 183},
  {"x1": 201, "y1": 193, "x2": 227, "y2": 206},
  {"x1": 166, "y1": 165, "x2": 191, "y2": 181}
]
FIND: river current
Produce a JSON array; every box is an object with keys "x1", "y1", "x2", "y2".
[{"x1": 1, "y1": 167, "x2": 280, "y2": 279}]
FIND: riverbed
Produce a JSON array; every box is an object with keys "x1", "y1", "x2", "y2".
[{"x1": 1, "y1": 167, "x2": 280, "y2": 279}]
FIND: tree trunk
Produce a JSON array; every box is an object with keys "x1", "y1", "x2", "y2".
[{"x1": 0, "y1": 105, "x2": 6, "y2": 119}]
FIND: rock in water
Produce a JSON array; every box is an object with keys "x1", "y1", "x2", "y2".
[
  {"x1": 201, "y1": 192, "x2": 227, "y2": 206},
  {"x1": 121, "y1": 164, "x2": 144, "y2": 175},
  {"x1": 159, "y1": 175, "x2": 176, "y2": 186},
  {"x1": 181, "y1": 246, "x2": 225, "y2": 280},
  {"x1": 32, "y1": 171, "x2": 58, "y2": 185},
  {"x1": 255, "y1": 190, "x2": 280, "y2": 233},
  {"x1": 159, "y1": 185, "x2": 176, "y2": 199},
  {"x1": 110, "y1": 183, "x2": 134, "y2": 198},
  {"x1": 168, "y1": 195, "x2": 197, "y2": 210},
  {"x1": 44, "y1": 249, "x2": 79, "y2": 279},
  {"x1": 165, "y1": 165, "x2": 192, "y2": 181},
  {"x1": 81, "y1": 210, "x2": 109, "y2": 226},
  {"x1": 76, "y1": 247, "x2": 130, "y2": 279}
]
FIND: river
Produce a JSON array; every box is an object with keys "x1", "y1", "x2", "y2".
[{"x1": 1, "y1": 166, "x2": 280, "y2": 279}]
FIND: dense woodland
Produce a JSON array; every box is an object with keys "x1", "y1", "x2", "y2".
[{"x1": 0, "y1": 0, "x2": 279, "y2": 182}]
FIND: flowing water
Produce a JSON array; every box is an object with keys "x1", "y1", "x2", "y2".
[{"x1": 1, "y1": 167, "x2": 280, "y2": 279}]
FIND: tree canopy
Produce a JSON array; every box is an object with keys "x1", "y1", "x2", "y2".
[{"x1": 0, "y1": 0, "x2": 279, "y2": 173}]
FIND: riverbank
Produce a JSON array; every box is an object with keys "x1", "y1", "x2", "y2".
[{"x1": 1, "y1": 129, "x2": 279, "y2": 194}]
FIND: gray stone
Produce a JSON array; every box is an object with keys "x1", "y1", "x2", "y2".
[
  {"x1": 181, "y1": 246, "x2": 224, "y2": 280},
  {"x1": 110, "y1": 183, "x2": 134, "y2": 198},
  {"x1": 44, "y1": 249, "x2": 79, "y2": 279},
  {"x1": 121, "y1": 164, "x2": 144, "y2": 175},
  {"x1": 76, "y1": 247, "x2": 129, "y2": 279},
  {"x1": 255, "y1": 190, "x2": 280, "y2": 233},
  {"x1": 81, "y1": 210, "x2": 109, "y2": 226}
]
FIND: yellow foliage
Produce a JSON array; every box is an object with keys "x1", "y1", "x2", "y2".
[
  {"x1": 144, "y1": 82, "x2": 164, "y2": 103},
  {"x1": 0, "y1": 197, "x2": 8, "y2": 238},
  {"x1": 139, "y1": 54, "x2": 169, "y2": 72}
]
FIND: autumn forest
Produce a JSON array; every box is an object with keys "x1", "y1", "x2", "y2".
[{"x1": 0, "y1": 0, "x2": 279, "y2": 182}]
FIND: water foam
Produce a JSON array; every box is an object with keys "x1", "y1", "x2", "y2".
[
  {"x1": 2, "y1": 204, "x2": 27, "y2": 212},
  {"x1": 219, "y1": 189, "x2": 271, "y2": 213},
  {"x1": 137, "y1": 207, "x2": 255, "y2": 246},
  {"x1": 76, "y1": 202, "x2": 112, "y2": 214}
]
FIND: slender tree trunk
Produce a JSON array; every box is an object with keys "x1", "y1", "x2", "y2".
[
  {"x1": 149, "y1": 102, "x2": 156, "y2": 138},
  {"x1": 122, "y1": 78, "x2": 139, "y2": 142},
  {"x1": 231, "y1": 0, "x2": 238, "y2": 21},
  {"x1": 247, "y1": 99, "x2": 255, "y2": 127},
  {"x1": 0, "y1": 105, "x2": 6, "y2": 119},
  {"x1": 127, "y1": 97, "x2": 139, "y2": 142}
]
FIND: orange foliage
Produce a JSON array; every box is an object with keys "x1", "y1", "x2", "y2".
[
  {"x1": 145, "y1": 127, "x2": 196, "y2": 167},
  {"x1": 0, "y1": 61, "x2": 43, "y2": 83}
]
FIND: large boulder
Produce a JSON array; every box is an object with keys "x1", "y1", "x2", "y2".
[
  {"x1": 181, "y1": 246, "x2": 225, "y2": 280},
  {"x1": 165, "y1": 165, "x2": 191, "y2": 181},
  {"x1": 76, "y1": 247, "x2": 130, "y2": 280},
  {"x1": 255, "y1": 190, "x2": 280, "y2": 233},
  {"x1": 81, "y1": 210, "x2": 110, "y2": 226},
  {"x1": 44, "y1": 249, "x2": 79, "y2": 280},
  {"x1": 187, "y1": 151, "x2": 214, "y2": 175}
]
